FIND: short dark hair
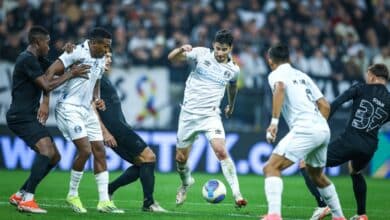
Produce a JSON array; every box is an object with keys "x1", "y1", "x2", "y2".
[
  {"x1": 28, "y1": 26, "x2": 49, "y2": 44},
  {"x1": 214, "y1": 29, "x2": 234, "y2": 46},
  {"x1": 268, "y1": 43, "x2": 290, "y2": 64},
  {"x1": 368, "y1": 63, "x2": 389, "y2": 80},
  {"x1": 89, "y1": 27, "x2": 112, "y2": 41}
]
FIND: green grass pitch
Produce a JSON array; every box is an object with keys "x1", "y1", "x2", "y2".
[{"x1": 0, "y1": 170, "x2": 389, "y2": 220}]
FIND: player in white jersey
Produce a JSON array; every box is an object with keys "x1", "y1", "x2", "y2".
[
  {"x1": 45, "y1": 28, "x2": 123, "y2": 213},
  {"x1": 261, "y1": 44, "x2": 345, "y2": 220},
  {"x1": 168, "y1": 29, "x2": 247, "y2": 208}
]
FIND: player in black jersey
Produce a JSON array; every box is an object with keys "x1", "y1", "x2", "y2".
[
  {"x1": 6, "y1": 26, "x2": 89, "y2": 213},
  {"x1": 302, "y1": 64, "x2": 390, "y2": 220},
  {"x1": 95, "y1": 52, "x2": 167, "y2": 212}
]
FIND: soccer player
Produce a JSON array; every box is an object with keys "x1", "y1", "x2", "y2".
[
  {"x1": 301, "y1": 63, "x2": 390, "y2": 220},
  {"x1": 94, "y1": 52, "x2": 167, "y2": 212},
  {"x1": 261, "y1": 44, "x2": 345, "y2": 220},
  {"x1": 7, "y1": 26, "x2": 89, "y2": 213},
  {"x1": 167, "y1": 29, "x2": 247, "y2": 207},
  {"x1": 45, "y1": 27, "x2": 122, "y2": 213}
]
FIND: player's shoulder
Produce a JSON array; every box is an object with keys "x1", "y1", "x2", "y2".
[{"x1": 15, "y1": 51, "x2": 36, "y2": 66}]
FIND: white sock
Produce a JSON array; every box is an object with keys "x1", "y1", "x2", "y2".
[
  {"x1": 176, "y1": 162, "x2": 192, "y2": 185},
  {"x1": 317, "y1": 184, "x2": 344, "y2": 218},
  {"x1": 68, "y1": 169, "x2": 83, "y2": 197},
  {"x1": 95, "y1": 171, "x2": 109, "y2": 202},
  {"x1": 16, "y1": 190, "x2": 24, "y2": 197},
  {"x1": 23, "y1": 192, "x2": 34, "y2": 201},
  {"x1": 220, "y1": 158, "x2": 241, "y2": 197},
  {"x1": 265, "y1": 176, "x2": 283, "y2": 215}
]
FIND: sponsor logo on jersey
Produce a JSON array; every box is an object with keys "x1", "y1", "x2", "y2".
[{"x1": 74, "y1": 125, "x2": 82, "y2": 133}]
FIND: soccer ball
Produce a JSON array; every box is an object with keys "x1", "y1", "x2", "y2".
[{"x1": 202, "y1": 179, "x2": 227, "y2": 203}]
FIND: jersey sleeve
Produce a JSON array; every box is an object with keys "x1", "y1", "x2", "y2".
[
  {"x1": 185, "y1": 47, "x2": 209, "y2": 62},
  {"x1": 23, "y1": 56, "x2": 43, "y2": 80},
  {"x1": 229, "y1": 66, "x2": 240, "y2": 84},
  {"x1": 329, "y1": 83, "x2": 361, "y2": 118},
  {"x1": 307, "y1": 76, "x2": 324, "y2": 101},
  {"x1": 268, "y1": 71, "x2": 286, "y2": 91},
  {"x1": 59, "y1": 46, "x2": 82, "y2": 69}
]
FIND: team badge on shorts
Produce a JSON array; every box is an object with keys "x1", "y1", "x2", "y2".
[
  {"x1": 224, "y1": 71, "x2": 231, "y2": 78},
  {"x1": 215, "y1": 129, "x2": 222, "y2": 134},
  {"x1": 74, "y1": 125, "x2": 82, "y2": 133}
]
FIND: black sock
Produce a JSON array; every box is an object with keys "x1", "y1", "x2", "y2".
[
  {"x1": 300, "y1": 168, "x2": 327, "y2": 207},
  {"x1": 351, "y1": 173, "x2": 367, "y2": 215},
  {"x1": 140, "y1": 162, "x2": 155, "y2": 208},
  {"x1": 108, "y1": 165, "x2": 140, "y2": 195},
  {"x1": 25, "y1": 154, "x2": 51, "y2": 194},
  {"x1": 19, "y1": 162, "x2": 55, "y2": 192}
]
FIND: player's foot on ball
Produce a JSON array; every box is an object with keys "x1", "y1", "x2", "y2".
[
  {"x1": 97, "y1": 200, "x2": 124, "y2": 213},
  {"x1": 310, "y1": 206, "x2": 331, "y2": 220},
  {"x1": 261, "y1": 213, "x2": 282, "y2": 220},
  {"x1": 350, "y1": 215, "x2": 368, "y2": 220},
  {"x1": 18, "y1": 199, "x2": 47, "y2": 213},
  {"x1": 234, "y1": 193, "x2": 247, "y2": 208},
  {"x1": 66, "y1": 195, "x2": 87, "y2": 213},
  {"x1": 143, "y1": 201, "x2": 168, "y2": 212},
  {"x1": 9, "y1": 193, "x2": 22, "y2": 206},
  {"x1": 176, "y1": 177, "x2": 195, "y2": 206}
]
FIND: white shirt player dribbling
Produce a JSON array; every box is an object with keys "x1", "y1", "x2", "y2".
[
  {"x1": 177, "y1": 47, "x2": 239, "y2": 148},
  {"x1": 55, "y1": 40, "x2": 106, "y2": 141},
  {"x1": 268, "y1": 63, "x2": 330, "y2": 167}
]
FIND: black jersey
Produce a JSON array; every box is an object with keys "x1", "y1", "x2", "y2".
[
  {"x1": 99, "y1": 74, "x2": 132, "y2": 137},
  {"x1": 330, "y1": 83, "x2": 390, "y2": 147},
  {"x1": 6, "y1": 51, "x2": 51, "y2": 123}
]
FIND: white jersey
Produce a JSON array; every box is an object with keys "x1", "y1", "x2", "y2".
[
  {"x1": 57, "y1": 40, "x2": 105, "y2": 109},
  {"x1": 268, "y1": 63, "x2": 326, "y2": 129},
  {"x1": 182, "y1": 47, "x2": 239, "y2": 115}
]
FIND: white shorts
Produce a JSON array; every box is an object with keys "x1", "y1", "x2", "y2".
[
  {"x1": 273, "y1": 123, "x2": 330, "y2": 167},
  {"x1": 55, "y1": 103, "x2": 103, "y2": 141},
  {"x1": 176, "y1": 110, "x2": 225, "y2": 148}
]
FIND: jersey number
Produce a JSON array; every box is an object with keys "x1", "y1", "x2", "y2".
[{"x1": 352, "y1": 99, "x2": 388, "y2": 131}]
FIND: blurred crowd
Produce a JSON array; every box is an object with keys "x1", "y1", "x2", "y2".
[
  {"x1": 1, "y1": 0, "x2": 390, "y2": 86},
  {"x1": 1, "y1": 0, "x2": 390, "y2": 130}
]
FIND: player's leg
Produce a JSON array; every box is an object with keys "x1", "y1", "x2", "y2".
[
  {"x1": 261, "y1": 153, "x2": 294, "y2": 220},
  {"x1": 209, "y1": 137, "x2": 247, "y2": 207},
  {"x1": 88, "y1": 111, "x2": 123, "y2": 213},
  {"x1": 175, "y1": 110, "x2": 197, "y2": 205},
  {"x1": 303, "y1": 138, "x2": 350, "y2": 220},
  {"x1": 349, "y1": 155, "x2": 372, "y2": 220},
  {"x1": 305, "y1": 130, "x2": 345, "y2": 220}
]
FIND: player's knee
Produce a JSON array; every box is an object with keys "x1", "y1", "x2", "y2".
[
  {"x1": 143, "y1": 148, "x2": 156, "y2": 162},
  {"x1": 263, "y1": 163, "x2": 279, "y2": 175},
  {"x1": 214, "y1": 148, "x2": 227, "y2": 160},
  {"x1": 78, "y1": 147, "x2": 92, "y2": 158},
  {"x1": 52, "y1": 152, "x2": 61, "y2": 165},
  {"x1": 175, "y1": 151, "x2": 187, "y2": 163}
]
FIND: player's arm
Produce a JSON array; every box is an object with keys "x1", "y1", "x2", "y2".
[
  {"x1": 329, "y1": 84, "x2": 359, "y2": 119},
  {"x1": 167, "y1": 44, "x2": 193, "y2": 62},
  {"x1": 266, "y1": 81, "x2": 285, "y2": 143},
  {"x1": 93, "y1": 79, "x2": 106, "y2": 111},
  {"x1": 35, "y1": 60, "x2": 90, "y2": 92},
  {"x1": 225, "y1": 81, "x2": 238, "y2": 119},
  {"x1": 316, "y1": 97, "x2": 330, "y2": 119},
  {"x1": 37, "y1": 91, "x2": 50, "y2": 125},
  {"x1": 93, "y1": 104, "x2": 117, "y2": 147}
]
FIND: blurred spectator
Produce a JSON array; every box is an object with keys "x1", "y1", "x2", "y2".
[
  {"x1": 239, "y1": 45, "x2": 267, "y2": 89},
  {"x1": 309, "y1": 49, "x2": 331, "y2": 77},
  {"x1": 0, "y1": 32, "x2": 22, "y2": 62}
]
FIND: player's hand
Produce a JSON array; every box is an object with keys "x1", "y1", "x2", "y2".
[
  {"x1": 266, "y1": 124, "x2": 278, "y2": 143},
  {"x1": 103, "y1": 131, "x2": 117, "y2": 148},
  {"x1": 95, "y1": 98, "x2": 106, "y2": 111},
  {"x1": 62, "y1": 42, "x2": 76, "y2": 53},
  {"x1": 224, "y1": 105, "x2": 234, "y2": 119},
  {"x1": 69, "y1": 64, "x2": 90, "y2": 79},
  {"x1": 37, "y1": 102, "x2": 49, "y2": 125},
  {"x1": 180, "y1": 44, "x2": 192, "y2": 53}
]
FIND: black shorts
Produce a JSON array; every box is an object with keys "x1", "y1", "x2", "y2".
[
  {"x1": 111, "y1": 129, "x2": 148, "y2": 164},
  {"x1": 7, "y1": 120, "x2": 52, "y2": 149},
  {"x1": 326, "y1": 136, "x2": 375, "y2": 172}
]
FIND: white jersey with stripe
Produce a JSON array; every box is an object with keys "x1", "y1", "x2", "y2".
[
  {"x1": 57, "y1": 40, "x2": 105, "y2": 109},
  {"x1": 182, "y1": 47, "x2": 239, "y2": 116},
  {"x1": 268, "y1": 63, "x2": 327, "y2": 129}
]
